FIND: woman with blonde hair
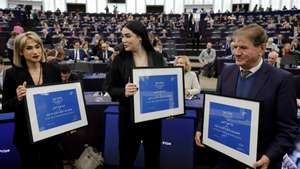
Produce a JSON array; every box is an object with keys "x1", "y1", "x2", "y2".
[
  {"x1": 3, "y1": 31, "x2": 63, "y2": 169},
  {"x1": 174, "y1": 55, "x2": 201, "y2": 98}
]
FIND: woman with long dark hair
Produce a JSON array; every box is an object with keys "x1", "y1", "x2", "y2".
[{"x1": 107, "y1": 20, "x2": 166, "y2": 169}]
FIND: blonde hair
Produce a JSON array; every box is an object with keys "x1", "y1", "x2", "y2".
[
  {"x1": 174, "y1": 55, "x2": 192, "y2": 72},
  {"x1": 13, "y1": 31, "x2": 46, "y2": 67}
]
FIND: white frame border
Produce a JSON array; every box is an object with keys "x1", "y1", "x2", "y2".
[
  {"x1": 26, "y1": 82, "x2": 88, "y2": 143},
  {"x1": 202, "y1": 94, "x2": 260, "y2": 168},
  {"x1": 132, "y1": 67, "x2": 185, "y2": 123}
]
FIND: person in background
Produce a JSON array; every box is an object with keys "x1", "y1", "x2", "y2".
[
  {"x1": 266, "y1": 37, "x2": 279, "y2": 53},
  {"x1": 82, "y1": 41, "x2": 91, "y2": 58},
  {"x1": 195, "y1": 24, "x2": 298, "y2": 169},
  {"x1": 223, "y1": 36, "x2": 232, "y2": 56},
  {"x1": 69, "y1": 41, "x2": 88, "y2": 62},
  {"x1": 60, "y1": 65, "x2": 78, "y2": 83},
  {"x1": 13, "y1": 22, "x2": 24, "y2": 34},
  {"x1": 107, "y1": 20, "x2": 165, "y2": 169},
  {"x1": 267, "y1": 51, "x2": 280, "y2": 68},
  {"x1": 46, "y1": 47, "x2": 65, "y2": 63},
  {"x1": 174, "y1": 55, "x2": 201, "y2": 98},
  {"x1": 42, "y1": 28, "x2": 52, "y2": 46},
  {"x1": 96, "y1": 42, "x2": 113, "y2": 63},
  {"x1": 6, "y1": 31, "x2": 19, "y2": 65},
  {"x1": 2, "y1": 31, "x2": 63, "y2": 169},
  {"x1": 153, "y1": 36, "x2": 170, "y2": 61},
  {"x1": 198, "y1": 42, "x2": 216, "y2": 77}
]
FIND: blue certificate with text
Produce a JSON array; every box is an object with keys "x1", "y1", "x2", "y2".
[
  {"x1": 33, "y1": 89, "x2": 81, "y2": 131},
  {"x1": 208, "y1": 102, "x2": 251, "y2": 155},
  {"x1": 139, "y1": 75, "x2": 179, "y2": 114}
]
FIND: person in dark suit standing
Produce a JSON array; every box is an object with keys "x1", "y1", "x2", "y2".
[
  {"x1": 2, "y1": 31, "x2": 63, "y2": 169},
  {"x1": 195, "y1": 24, "x2": 298, "y2": 169},
  {"x1": 107, "y1": 20, "x2": 166, "y2": 169},
  {"x1": 69, "y1": 41, "x2": 88, "y2": 62}
]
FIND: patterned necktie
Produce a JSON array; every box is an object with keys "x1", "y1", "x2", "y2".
[{"x1": 240, "y1": 70, "x2": 251, "y2": 79}]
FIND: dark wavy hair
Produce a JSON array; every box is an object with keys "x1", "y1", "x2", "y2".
[{"x1": 122, "y1": 20, "x2": 155, "y2": 53}]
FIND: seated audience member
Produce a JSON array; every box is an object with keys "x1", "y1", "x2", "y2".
[
  {"x1": 91, "y1": 33, "x2": 102, "y2": 46},
  {"x1": 42, "y1": 28, "x2": 53, "y2": 46},
  {"x1": 60, "y1": 65, "x2": 78, "y2": 83},
  {"x1": 107, "y1": 33, "x2": 118, "y2": 44},
  {"x1": 96, "y1": 42, "x2": 113, "y2": 63},
  {"x1": 199, "y1": 42, "x2": 216, "y2": 77},
  {"x1": 82, "y1": 41, "x2": 91, "y2": 57},
  {"x1": 282, "y1": 43, "x2": 293, "y2": 57},
  {"x1": 46, "y1": 47, "x2": 65, "y2": 63},
  {"x1": 175, "y1": 55, "x2": 201, "y2": 98},
  {"x1": 69, "y1": 41, "x2": 88, "y2": 62},
  {"x1": 291, "y1": 39, "x2": 300, "y2": 52},
  {"x1": 13, "y1": 22, "x2": 24, "y2": 34},
  {"x1": 92, "y1": 38, "x2": 105, "y2": 57},
  {"x1": 266, "y1": 37, "x2": 279, "y2": 52},
  {"x1": 6, "y1": 31, "x2": 19, "y2": 65},
  {"x1": 267, "y1": 51, "x2": 280, "y2": 68},
  {"x1": 153, "y1": 37, "x2": 170, "y2": 61}
]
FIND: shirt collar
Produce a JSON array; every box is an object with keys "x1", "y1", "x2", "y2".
[{"x1": 239, "y1": 58, "x2": 263, "y2": 78}]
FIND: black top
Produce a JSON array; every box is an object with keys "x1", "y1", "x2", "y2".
[
  {"x1": 2, "y1": 63, "x2": 61, "y2": 145},
  {"x1": 107, "y1": 51, "x2": 166, "y2": 123}
]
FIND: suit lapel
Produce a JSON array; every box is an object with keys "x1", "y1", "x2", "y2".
[
  {"x1": 228, "y1": 66, "x2": 239, "y2": 96},
  {"x1": 248, "y1": 63, "x2": 270, "y2": 99}
]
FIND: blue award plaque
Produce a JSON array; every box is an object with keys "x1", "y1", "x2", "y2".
[
  {"x1": 202, "y1": 94, "x2": 260, "y2": 168},
  {"x1": 208, "y1": 102, "x2": 251, "y2": 155},
  {"x1": 34, "y1": 89, "x2": 81, "y2": 131},
  {"x1": 139, "y1": 75, "x2": 178, "y2": 114},
  {"x1": 26, "y1": 82, "x2": 88, "y2": 143},
  {"x1": 132, "y1": 67, "x2": 185, "y2": 123}
]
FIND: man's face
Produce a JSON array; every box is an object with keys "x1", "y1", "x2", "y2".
[
  {"x1": 74, "y1": 42, "x2": 80, "y2": 49},
  {"x1": 268, "y1": 52, "x2": 278, "y2": 65},
  {"x1": 207, "y1": 43, "x2": 212, "y2": 49},
  {"x1": 101, "y1": 44, "x2": 108, "y2": 51},
  {"x1": 232, "y1": 36, "x2": 265, "y2": 70},
  {"x1": 61, "y1": 72, "x2": 71, "y2": 82}
]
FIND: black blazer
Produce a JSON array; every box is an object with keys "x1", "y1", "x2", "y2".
[
  {"x1": 2, "y1": 63, "x2": 61, "y2": 145},
  {"x1": 107, "y1": 51, "x2": 166, "y2": 124},
  {"x1": 217, "y1": 62, "x2": 298, "y2": 167}
]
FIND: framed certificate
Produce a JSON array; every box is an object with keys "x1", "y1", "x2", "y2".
[
  {"x1": 25, "y1": 82, "x2": 88, "y2": 143},
  {"x1": 132, "y1": 67, "x2": 185, "y2": 123},
  {"x1": 202, "y1": 94, "x2": 260, "y2": 168}
]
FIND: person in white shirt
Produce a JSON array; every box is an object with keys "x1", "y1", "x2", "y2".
[{"x1": 175, "y1": 55, "x2": 201, "y2": 98}]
